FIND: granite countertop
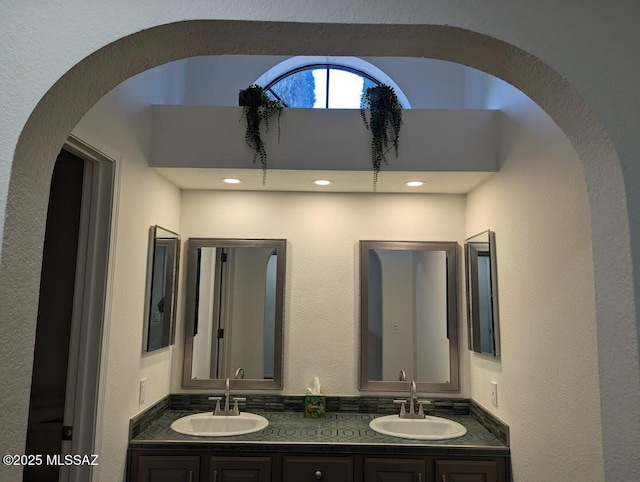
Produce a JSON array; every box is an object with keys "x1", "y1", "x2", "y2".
[{"x1": 130, "y1": 410, "x2": 509, "y2": 456}]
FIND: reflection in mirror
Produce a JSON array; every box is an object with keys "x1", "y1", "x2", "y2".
[
  {"x1": 465, "y1": 230, "x2": 500, "y2": 357},
  {"x1": 360, "y1": 241, "x2": 459, "y2": 392},
  {"x1": 183, "y1": 239, "x2": 286, "y2": 390},
  {"x1": 144, "y1": 226, "x2": 180, "y2": 352}
]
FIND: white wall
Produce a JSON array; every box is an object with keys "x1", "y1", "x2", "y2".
[
  {"x1": 227, "y1": 247, "x2": 271, "y2": 379},
  {"x1": 71, "y1": 68, "x2": 181, "y2": 482},
  {"x1": 466, "y1": 73, "x2": 604, "y2": 481},
  {"x1": 415, "y1": 250, "x2": 449, "y2": 382},
  {"x1": 378, "y1": 250, "x2": 416, "y2": 381},
  {"x1": 175, "y1": 190, "x2": 468, "y2": 396}
]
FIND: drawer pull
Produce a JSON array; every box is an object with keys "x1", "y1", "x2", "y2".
[
  {"x1": 418, "y1": 474, "x2": 423, "y2": 482},
  {"x1": 442, "y1": 475, "x2": 447, "y2": 482},
  {"x1": 188, "y1": 470, "x2": 194, "y2": 482},
  {"x1": 315, "y1": 470, "x2": 323, "y2": 479},
  {"x1": 213, "y1": 469, "x2": 218, "y2": 482}
]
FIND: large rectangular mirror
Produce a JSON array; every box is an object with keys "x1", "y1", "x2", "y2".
[
  {"x1": 183, "y1": 238, "x2": 286, "y2": 390},
  {"x1": 359, "y1": 241, "x2": 460, "y2": 392},
  {"x1": 144, "y1": 225, "x2": 180, "y2": 352},
  {"x1": 465, "y1": 230, "x2": 500, "y2": 357}
]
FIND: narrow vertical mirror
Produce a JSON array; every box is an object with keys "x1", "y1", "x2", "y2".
[
  {"x1": 144, "y1": 225, "x2": 180, "y2": 352},
  {"x1": 359, "y1": 241, "x2": 460, "y2": 392},
  {"x1": 183, "y1": 238, "x2": 286, "y2": 390},
  {"x1": 465, "y1": 230, "x2": 500, "y2": 357}
]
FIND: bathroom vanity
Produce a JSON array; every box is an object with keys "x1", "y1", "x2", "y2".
[
  {"x1": 127, "y1": 396, "x2": 510, "y2": 482},
  {"x1": 129, "y1": 236, "x2": 510, "y2": 481}
]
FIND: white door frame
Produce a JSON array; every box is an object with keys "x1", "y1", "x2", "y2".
[{"x1": 60, "y1": 136, "x2": 117, "y2": 482}]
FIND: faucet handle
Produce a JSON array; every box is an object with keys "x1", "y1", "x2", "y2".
[
  {"x1": 208, "y1": 397, "x2": 222, "y2": 415},
  {"x1": 416, "y1": 399, "x2": 432, "y2": 418},
  {"x1": 231, "y1": 398, "x2": 246, "y2": 416},
  {"x1": 393, "y1": 399, "x2": 407, "y2": 416}
]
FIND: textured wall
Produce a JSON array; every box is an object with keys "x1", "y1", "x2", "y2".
[
  {"x1": 0, "y1": 2, "x2": 639, "y2": 482},
  {"x1": 70, "y1": 72, "x2": 182, "y2": 481},
  {"x1": 466, "y1": 74, "x2": 604, "y2": 480},
  {"x1": 176, "y1": 190, "x2": 468, "y2": 398}
]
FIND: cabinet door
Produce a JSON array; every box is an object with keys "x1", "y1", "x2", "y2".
[
  {"x1": 435, "y1": 460, "x2": 499, "y2": 482},
  {"x1": 210, "y1": 456, "x2": 271, "y2": 482},
  {"x1": 363, "y1": 458, "x2": 426, "y2": 482},
  {"x1": 136, "y1": 455, "x2": 199, "y2": 482},
  {"x1": 283, "y1": 456, "x2": 354, "y2": 482}
]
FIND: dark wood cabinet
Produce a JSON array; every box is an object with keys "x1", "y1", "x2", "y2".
[
  {"x1": 127, "y1": 449, "x2": 509, "y2": 482},
  {"x1": 435, "y1": 459, "x2": 501, "y2": 482},
  {"x1": 135, "y1": 455, "x2": 200, "y2": 482},
  {"x1": 363, "y1": 457, "x2": 426, "y2": 481},
  {"x1": 283, "y1": 456, "x2": 354, "y2": 481},
  {"x1": 210, "y1": 456, "x2": 271, "y2": 482}
]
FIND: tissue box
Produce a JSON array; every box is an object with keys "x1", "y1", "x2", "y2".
[{"x1": 304, "y1": 394, "x2": 326, "y2": 419}]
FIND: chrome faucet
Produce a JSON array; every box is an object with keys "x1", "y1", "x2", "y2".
[
  {"x1": 409, "y1": 380, "x2": 417, "y2": 416},
  {"x1": 235, "y1": 367, "x2": 245, "y2": 380},
  {"x1": 224, "y1": 377, "x2": 231, "y2": 413},
  {"x1": 393, "y1": 380, "x2": 430, "y2": 419},
  {"x1": 208, "y1": 377, "x2": 246, "y2": 416}
]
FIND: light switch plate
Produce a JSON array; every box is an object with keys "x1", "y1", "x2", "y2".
[
  {"x1": 490, "y1": 381, "x2": 498, "y2": 407},
  {"x1": 392, "y1": 321, "x2": 400, "y2": 334},
  {"x1": 139, "y1": 378, "x2": 147, "y2": 405}
]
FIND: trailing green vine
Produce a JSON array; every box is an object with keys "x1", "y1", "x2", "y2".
[
  {"x1": 360, "y1": 84, "x2": 403, "y2": 192},
  {"x1": 240, "y1": 84, "x2": 283, "y2": 184}
]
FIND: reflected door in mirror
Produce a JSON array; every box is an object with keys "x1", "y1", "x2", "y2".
[
  {"x1": 465, "y1": 230, "x2": 500, "y2": 357},
  {"x1": 144, "y1": 226, "x2": 180, "y2": 352},
  {"x1": 183, "y1": 238, "x2": 285, "y2": 390},
  {"x1": 360, "y1": 241, "x2": 460, "y2": 393},
  {"x1": 192, "y1": 246, "x2": 277, "y2": 380}
]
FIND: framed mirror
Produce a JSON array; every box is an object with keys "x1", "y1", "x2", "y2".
[
  {"x1": 183, "y1": 238, "x2": 286, "y2": 390},
  {"x1": 465, "y1": 230, "x2": 500, "y2": 357},
  {"x1": 144, "y1": 225, "x2": 180, "y2": 352},
  {"x1": 359, "y1": 241, "x2": 460, "y2": 392}
]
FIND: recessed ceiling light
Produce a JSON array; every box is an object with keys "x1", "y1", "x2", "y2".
[
  {"x1": 314, "y1": 179, "x2": 332, "y2": 186},
  {"x1": 405, "y1": 180, "x2": 424, "y2": 187},
  {"x1": 222, "y1": 178, "x2": 242, "y2": 184}
]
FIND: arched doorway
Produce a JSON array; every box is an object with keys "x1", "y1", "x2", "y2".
[{"x1": 1, "y1": 20, "x2": 637, "y2": 481}]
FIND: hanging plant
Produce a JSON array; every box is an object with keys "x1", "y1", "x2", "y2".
[
  {"x1": 360, "y1": 84, "x2": 403, "y2": 192},
  {"x1": 239, "y1": 84, "x2": 283, "y2": 184}
]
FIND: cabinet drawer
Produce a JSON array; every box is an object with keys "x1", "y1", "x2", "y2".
[
  {"x1": 364, "y1": 457, "x2": 426, "y2": 482},
  {"x1": 136, "y1": 455, "x2": 199, "y2": 482},
  {"x1": 435, "y1": 459, "x2": 500, "y2": 482},
  {"x1": 210, "y1": 456, "x2": 271, "y2": 482},
  {"x1": 283, "y1": 456, "x2": 353, "y2": 482}
]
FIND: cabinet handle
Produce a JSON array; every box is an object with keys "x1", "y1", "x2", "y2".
[
  {"x1": 188, "y1": 470, "x2": 194, "y2": 482},
  {"x1": 442, "y1": 475, "x2": 447, "y2": 482},
  {"x1": 418, "y1": 474, "x2": 423, "y2": 482},
  {"x1": 213, "y1": 469, "x2": 218, "y2": 482},
  {"x1": 315, "y1": 470, "x2": 323, "y2": 479}
]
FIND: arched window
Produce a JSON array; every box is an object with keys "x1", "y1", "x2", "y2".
[{"x1": 254, "y1": 56, "x2": 410, "y2": 109}]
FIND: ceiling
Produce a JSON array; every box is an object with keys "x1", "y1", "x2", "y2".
[{"x1": 155, "y1": 168, "x2": 494, "y2": 194}]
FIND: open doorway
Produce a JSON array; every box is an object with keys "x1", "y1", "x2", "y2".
[{"x1": 24, "y1": 138, "x2": 115, "y2": 481}]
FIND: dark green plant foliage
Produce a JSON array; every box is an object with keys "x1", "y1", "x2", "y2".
[
  {"x1": 360, "y1": 84, "x2": 403, "y2": 192},
  {"x1": 240, "y1": 84, "x2": 283, "y2": 183}
]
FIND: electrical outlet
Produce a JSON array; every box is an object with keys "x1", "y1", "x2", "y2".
[
  {"x1": 392, "y1": 321, "x2": 400, "y2": 334},
  {"x1": 139, "y1": 378, "x2": 147, "y2": 405},
  {"x1": 490, "y1": 381, "x2": 498, "y2": 407}
]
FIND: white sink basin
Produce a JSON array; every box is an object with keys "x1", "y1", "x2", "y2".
[
  {"x1": 369, "y1": 415, "x2": 467, "y2": 440},
  {"x1": 170, "y1": 412, "x2": 269, "y2": 437}
]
